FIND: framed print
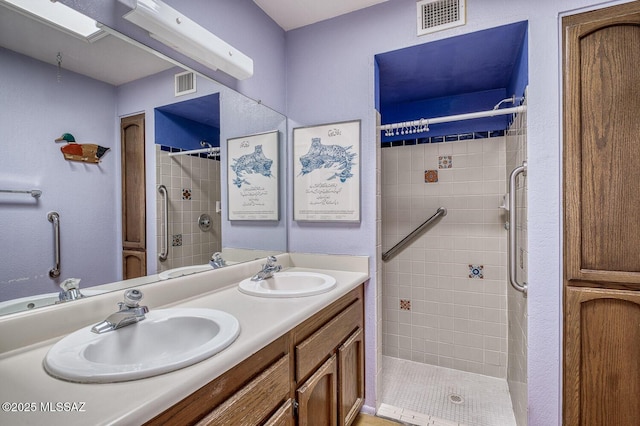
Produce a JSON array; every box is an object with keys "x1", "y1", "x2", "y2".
[
  {"x1": 293, "y1": 120, "x2": 361, "y2": 222},
  {"x1": 227, "y1": 130, "x2": 279, "y2": 221}
]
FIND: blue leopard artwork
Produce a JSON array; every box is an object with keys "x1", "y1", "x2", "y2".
[
  {"x1": 298, "y1": 138, "x2": 357, "y2": 183},
  {"x1": 230, "y1": 145, "x2": 273, "y2": 188}
]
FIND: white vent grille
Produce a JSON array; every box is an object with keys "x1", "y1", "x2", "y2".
[
  {"x1": 417, "y1": 0, "x2": 466, "y2": 36},
  {"x1": 175, "y1": 71, "x2": 196, "y2": 96}
]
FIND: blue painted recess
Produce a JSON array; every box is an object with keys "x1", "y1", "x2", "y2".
[
  {"x1": 376, "y1": 21, "x2": 528, "y2": 142},
  {"x1": 154, "y1": 93, "x2": 221, "y2": 150}
]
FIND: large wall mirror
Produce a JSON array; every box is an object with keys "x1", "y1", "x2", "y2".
[{"x1": 0, "y1": 2, "x2": 287, "y2": 316}]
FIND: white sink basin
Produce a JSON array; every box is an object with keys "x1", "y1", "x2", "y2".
[
  {"x1": 238, "y1": 271, "x2": 337, "y2": 298},
  {"x1": 0, "y1": 289, "x2": 106, "y2": 316},
  {"x1": 158, "y1": 264, "x2": 213, "y2": 280},
  {"x1": 43, "y1": 308, "x2": 240, "y2": 383}
]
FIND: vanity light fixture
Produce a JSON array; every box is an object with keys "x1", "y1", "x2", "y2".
[
  {"x1": 123, "y1": 0, "x2": 254, "y2": 80},
  {"x1": 0, "y1": 0, "x2": 104, "y2": 41}
]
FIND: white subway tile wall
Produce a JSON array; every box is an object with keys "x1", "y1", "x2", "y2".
[
  {"x1": 156, "y1": 146, "x2": 222, "y2": 272},
  {"x1": 381, "y1": 135, "x2": 508, "y2": 378}
]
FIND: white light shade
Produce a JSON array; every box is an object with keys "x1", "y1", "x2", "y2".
[
  {"x1": 124, "y1": 0, "x2": 253, "y2": 80},
  {"x1": 0, "y1": 0, "x2": 103, "y2": 40}
]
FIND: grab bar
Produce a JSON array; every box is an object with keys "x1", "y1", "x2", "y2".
[
  {"x1": 382, "y1": 207, "x2": 447, "y2": 262},
  {"x1": 158, "y1": 185, "x2": 169, "y2": 261},
  {"x1": 47, "y1": 211, "x2": 60, "y2": 278},
  {"x1": 0, "y1": 189, "x2": 42, "y2": 198},
  {"x1": 508, "y1": 161, "x2": 527, "y2": 295}
]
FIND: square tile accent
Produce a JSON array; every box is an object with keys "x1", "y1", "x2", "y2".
[
  {"x1": 424, "y1": 170, "x2": 438, "y2": 183},
  {"x1": 438, "y1": 155, "x2": 452, "y2": 169},
  {"x1": 172, "y1": 234, "x2": 183, "y2": 246},
  {"x1": 400, "y1": 299, "x2": 411, "y2": 311},
  {"x1": 468, "y1": 264, "x2": 484, "y2": 279},
  {"x1": 182, "y1": 188, "x2": 192, "y2": 200}
]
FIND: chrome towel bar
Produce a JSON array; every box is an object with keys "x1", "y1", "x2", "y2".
[
  {"x1": 382, "y1": 207, "x2": 447, "y2": 262},
  {"x1": 508, "y1": 161, "x2": 527, "y2": 295}
]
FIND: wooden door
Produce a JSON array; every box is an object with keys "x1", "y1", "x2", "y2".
[
  {"x1": 297, "y1": 354, "x2": 338, "y2": 426},
  {"x1": 562, "y1": 3, "x2": 640, "y2": 425},
  {"x1": 121, "y1": 114, "x2": 146, "y2": 279},
  {"x1": 338, "y1": 328, "x2": 364, "y2": 426}
]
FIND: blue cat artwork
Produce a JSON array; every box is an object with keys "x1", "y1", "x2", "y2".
[
  {"x1": 293, "y1": 120, "x2": 361, "y2": 222},
  {"x1": 297, "y1": 138, "x2": 357, "y2": 183},
  {"x1": 230, "y1": 144, "x2": 274, "y2": 188}
]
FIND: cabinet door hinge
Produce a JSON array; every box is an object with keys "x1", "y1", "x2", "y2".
[{"x1": 292, "y1": 399, "x2": 299, "y2": 417}]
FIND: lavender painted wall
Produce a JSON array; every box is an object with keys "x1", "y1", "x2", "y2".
[{"x1": 0, "y1": 48, "x2": 119, "y2": 300}]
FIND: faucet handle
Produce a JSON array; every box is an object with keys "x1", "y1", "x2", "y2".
[
  {"x1": 266, "y1": 256, "x2": 277, "y2": 266},
  {"x1": 123, "y1": 289, "x2": 143, "y2": 308}
]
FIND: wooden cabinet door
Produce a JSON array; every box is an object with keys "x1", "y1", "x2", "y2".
[
  {"x1": 564, "y1": 287, "x2": 640, "y2": 425},
  {"x1": 338, "y1": 328, "x2": 364, "y2": 426},
  {"x1": 563, "y1": 3, "x2": 640, "y2": 425},
  {"x1": 297, "y1": 354, "x2": 338, "y2": 426}
]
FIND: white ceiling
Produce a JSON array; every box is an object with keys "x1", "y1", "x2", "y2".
[{"x1": 253, "y1": 0, "x2": 389, "y2": 31}]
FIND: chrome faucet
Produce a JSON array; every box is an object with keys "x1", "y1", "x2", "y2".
[
  {"x1": 209, "y1": 252, "x2": 227, "y2": 269},
  {"x1": 57, "y1": 278, "x2": 85, "y2": 303},
  {"x1": 251, "y1": 256, "x2": 282, "y2": 281},
  {"x1": 91, "y1": 289, "x2": 149, "y2": 334}
]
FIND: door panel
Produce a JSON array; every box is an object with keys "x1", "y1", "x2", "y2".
[
  {"x1": 297, "y1": 355, "x2": 337, "y2": 426},
  {"x1": 338, "y1": 328, "x2": 364, "y2": 426},
  {"x1": 121, "y1": 114, "x2": 146, "y2": 279},
  {"x1": 564, "y1": 3, "x2": 640, "y2": 285},
  {"x1": 564, "y1": 287, "x2": 640, "y2": 425}
]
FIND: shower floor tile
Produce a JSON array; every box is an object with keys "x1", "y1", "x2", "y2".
[{"x1": 380, "y1": 356, "x2": 516, "y2": 426}]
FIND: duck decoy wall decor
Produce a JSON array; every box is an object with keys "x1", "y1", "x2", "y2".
[{"x1": 55, "y1": 133, "x2": 110, "y2": 164}]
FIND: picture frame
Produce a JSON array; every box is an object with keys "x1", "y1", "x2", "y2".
[
  {"x1": 293, "y1": 119, "x2": 361, "y2": 222},
  {"x1": 227, "y1": 130, "x2": 279, "y2": 221}
]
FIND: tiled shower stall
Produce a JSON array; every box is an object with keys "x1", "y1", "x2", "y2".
[
  {"x1": 156, "y1": 146, "x2": 222, "y2": 273},
  {"x1": 381, "y1": 105, "x2": 528, "y2": 425}
]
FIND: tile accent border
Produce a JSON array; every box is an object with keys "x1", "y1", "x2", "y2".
[{"x1": 381, "y1": 130, "x2": 505, "y2": 148}]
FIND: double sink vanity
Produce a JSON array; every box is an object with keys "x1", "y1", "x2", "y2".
[{"x1": 0, "y1": 253, "x2": 369, "y2": 425}]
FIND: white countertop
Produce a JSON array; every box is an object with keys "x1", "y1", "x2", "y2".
[{"x1": 0, "y1": 254, "x2": 369, "y2": 425}]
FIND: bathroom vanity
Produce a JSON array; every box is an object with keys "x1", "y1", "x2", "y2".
[
  {"x1": 0, "y1": 254, "x2": 368, "y2": 426},
  {"x1": 147, "y1": 285, "x2": 364, "y2": 425}
]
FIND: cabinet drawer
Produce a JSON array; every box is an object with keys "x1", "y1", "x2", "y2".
[
  {"x1": 296, "y1": 299, "x2": 362, "y2": 381},
  {"x1": 197, "y1": 354, "x2": 290, "y2": 426}
]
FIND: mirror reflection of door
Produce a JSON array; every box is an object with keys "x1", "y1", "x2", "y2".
[{"x1": 121, "y1": 113, "x2": 147, "y2": 279}]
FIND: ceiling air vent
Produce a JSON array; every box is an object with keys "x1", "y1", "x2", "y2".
[
  {"x1": 417, "y1": 0, "x2": 466, "y2": 36},
  {"x1": 175, "y1": 71, "x2": 196, "y2": 96}
]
